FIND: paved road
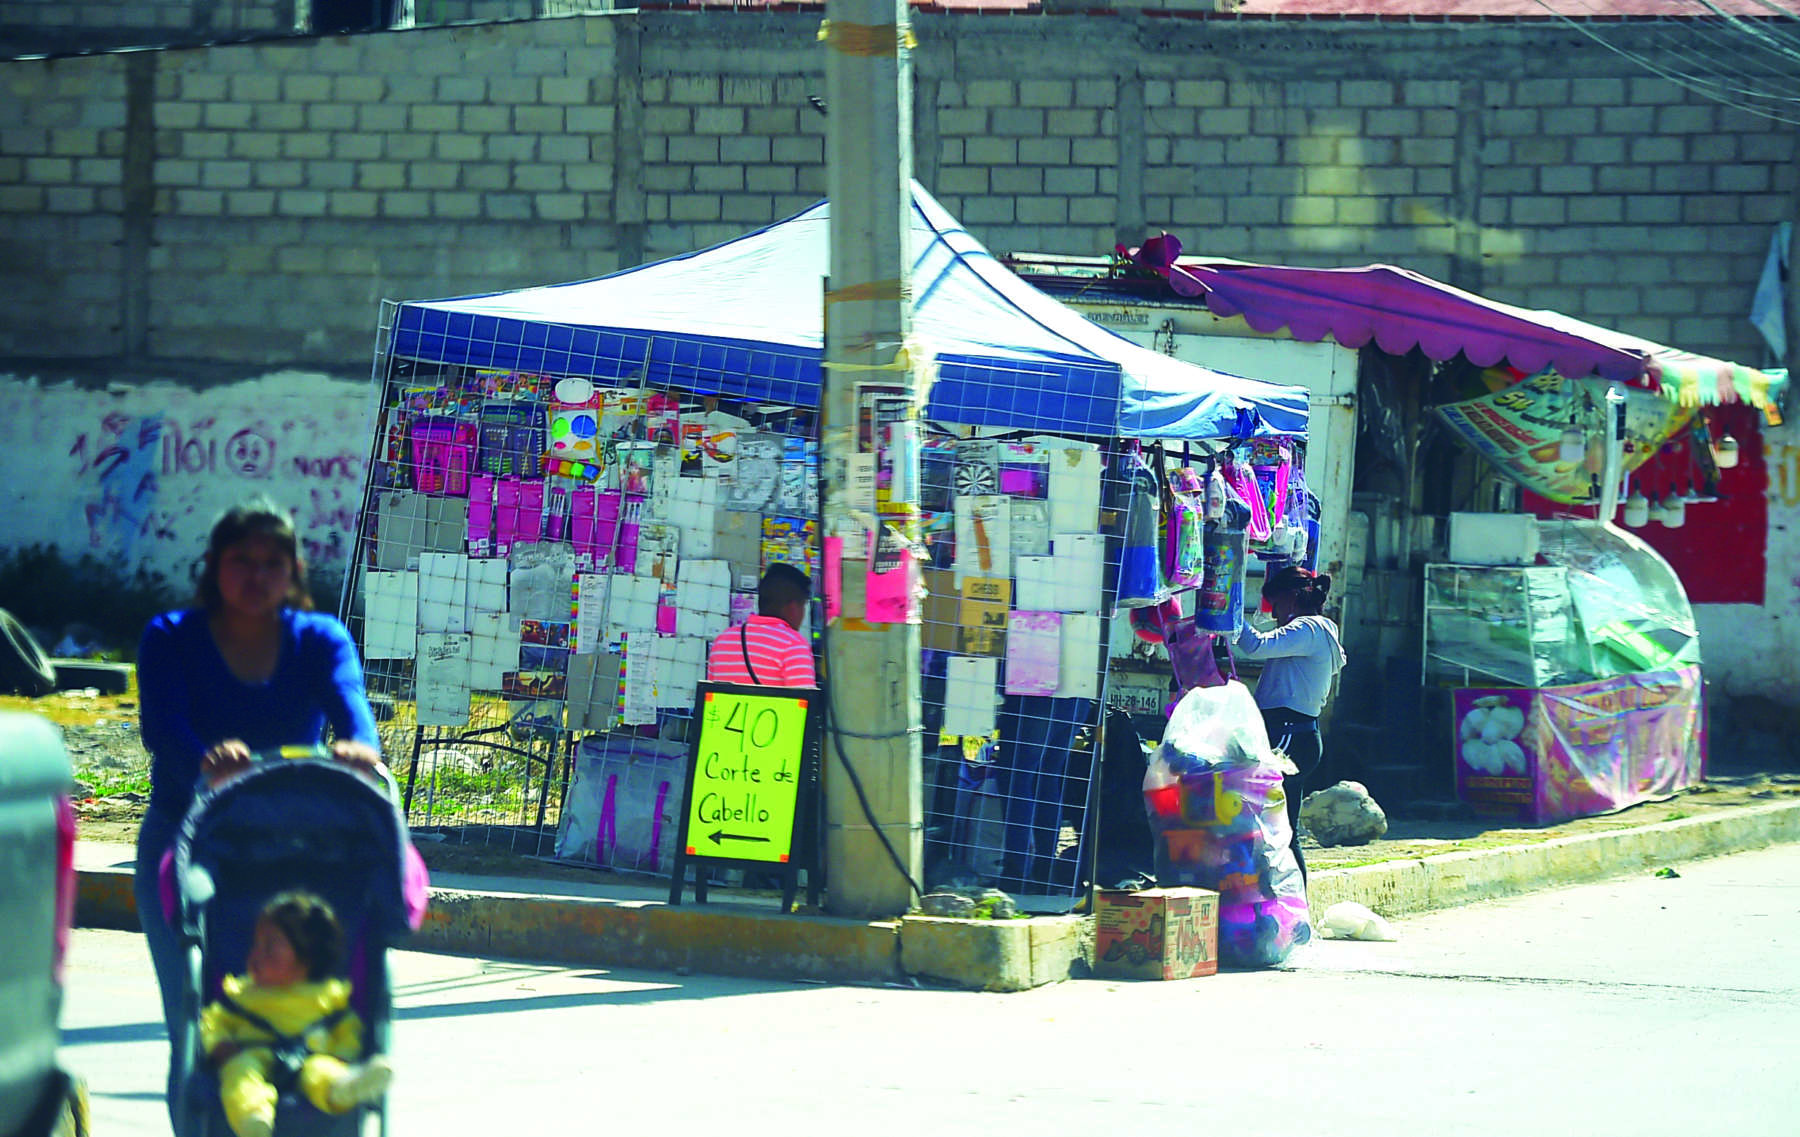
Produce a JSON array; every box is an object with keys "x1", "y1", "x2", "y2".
[{"x1": 63, "y1": 845, "x2": 1800, "y2": 1136}]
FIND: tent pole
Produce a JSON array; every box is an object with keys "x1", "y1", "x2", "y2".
[{"x1": 818, "y1": 0, "x2": 924, "y2": 918}]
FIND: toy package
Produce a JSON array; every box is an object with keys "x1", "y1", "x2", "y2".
[{"x1": 1141, "y1": 681, "x2": 1311, "y2": 967}]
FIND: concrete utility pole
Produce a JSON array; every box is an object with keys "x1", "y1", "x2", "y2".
[{"x1": 819, "y1": 0, "x2": 923, "y2": 917}]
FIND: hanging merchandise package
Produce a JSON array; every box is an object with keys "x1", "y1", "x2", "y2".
[
  {"x1": 1141, "y1": 682, "x2": 1311, "y2": 968},
  {"x1": 1163, "y1": 467, "x2": 1207, "y2": 590},
  {"x1": 1116, "y1": 450, "x2": 1169, "y2": 609},
  {"x1": 1193, "y1": 524, "x2": 1246, "y2": 635}
]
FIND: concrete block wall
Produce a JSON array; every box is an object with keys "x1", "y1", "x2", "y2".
[{"x1": 1, "y1": 13, "x2": 1793, "y2": 375}]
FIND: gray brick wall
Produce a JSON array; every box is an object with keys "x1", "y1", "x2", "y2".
[{"x1": 1, "y1": 13, "x2": 1791, "y2": 373}]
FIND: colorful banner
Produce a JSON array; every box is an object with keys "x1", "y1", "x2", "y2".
[
  {"x1": 1435, "y1": 371, "x2": 1692, "y2": 504},
  {"x1": 1453, "y1": 665, "x2": 1704, "y2": 824}
]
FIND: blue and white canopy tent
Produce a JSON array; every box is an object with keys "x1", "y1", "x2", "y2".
[
  {"x1": 366, "y1": 185, "x2": 1310, "y2": 908},
  {"x1": 384, "y1": 182, "x2": 1308, "y2": 441}
]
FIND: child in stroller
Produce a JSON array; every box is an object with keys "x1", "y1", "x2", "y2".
[
  {"x1": 168, "y1": 748, "x2": 426, "y2": 1137},
  {"x1": 201, "y1": 891, "x2": 393, "y2": 1137}
]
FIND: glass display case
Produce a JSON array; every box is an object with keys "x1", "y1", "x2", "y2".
[{"x1": 1424, "y1": 520, "x2": 1705, "y2": 824}]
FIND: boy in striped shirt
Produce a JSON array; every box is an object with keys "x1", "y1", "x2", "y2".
[{"x1": 706, "y1": 563, "x2": 816, "y2": 688}]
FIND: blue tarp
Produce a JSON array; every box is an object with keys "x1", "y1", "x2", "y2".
[{"x1": 388, "y1": 183, "x2": 1308, "y2": 440}]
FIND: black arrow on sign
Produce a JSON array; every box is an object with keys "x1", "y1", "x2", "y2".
[{"x1": 710, "y1": 830, "x2": 771, "y2": 845}]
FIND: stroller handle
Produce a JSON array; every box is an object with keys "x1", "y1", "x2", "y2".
[{"x1": 247, "y1": 744, "x2": 403, "y2": 807}]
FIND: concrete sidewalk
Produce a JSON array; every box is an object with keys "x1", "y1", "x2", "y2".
[{"x1": 76, "y1": 797, "x2": 1800, "y2": 991}]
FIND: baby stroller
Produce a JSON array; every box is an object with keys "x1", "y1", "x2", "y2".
[{"x1": 168, "y1": 748, "x2": 421, "y2": 1137}]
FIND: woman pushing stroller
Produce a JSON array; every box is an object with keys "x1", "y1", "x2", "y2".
[
  {"x1": 201, "y1": 891, "x2": 393, "y2": 1137},
  {"x1": 136, "y1": 498, "x2": 390, "y2": 1132}
]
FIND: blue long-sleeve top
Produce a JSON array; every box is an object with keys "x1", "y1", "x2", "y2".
[
  {"x1": 1233, "y1": 614, "x2": 1346, "y2": 719},
  {"x1": 137, "y1": 607, "x2": 379, "y2": 819}
]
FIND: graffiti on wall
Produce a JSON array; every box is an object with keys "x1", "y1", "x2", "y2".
[{"x1": 3, "y1": 374, "x2": 374, "y2": 590}]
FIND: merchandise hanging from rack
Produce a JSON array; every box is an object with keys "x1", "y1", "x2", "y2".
[{"x1": 344, "y1": 183, "x2": 1310, "y2": 907}]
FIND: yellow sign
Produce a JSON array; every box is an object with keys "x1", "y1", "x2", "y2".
[{"x1": 684, "y1": 687, "x2": 809, "y2": 864}]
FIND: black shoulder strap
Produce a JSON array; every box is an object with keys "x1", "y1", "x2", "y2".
[
  {"x1": 739, "y1": 625, "x2": 760, "y2": 685},
  {"x1": 218, "y1": 990, "x2": 353, "y2": 1049}
]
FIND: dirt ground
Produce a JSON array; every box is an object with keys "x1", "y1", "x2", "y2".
[{"x1": 17, "y1": 686, "x2": 1800, "y2": 888}]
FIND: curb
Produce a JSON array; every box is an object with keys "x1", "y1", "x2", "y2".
[
  {"x1": 1305, "y1": 799, "x2": 1800, "y2": 920},
  {"x1": 77, "y1": 799, "x2": 1800, "y2": 991}
]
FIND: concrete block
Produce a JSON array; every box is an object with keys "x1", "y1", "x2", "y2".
[
  {"x1": 382, "y1": 192, "x2": 432, "y2": 219},
  {"x1": 745, "y1": 166, "x2": 795, "y2": 193},
  {"x1": 1510, "y1": 196, "x2": 1567, "y2": 226},
  {"x1": 535, "y1": 194, "x2": 585, "y2": 221},
  {"x1": 899, "y1": 916, "x2": 1032, "y2": 991},
  {"x1": 1652, "y1": 166, "x2": 1710, "y2": 194},
  {"x1": 694, "y1": 106, "x2": 745, "y2": 135},
  {"x1": 540, "y1": 77, "x2": 591, "y2": 106},
  {"x1": 1629, "y1": 76, "x2": 1685, "y2": 105},
  {"x1": 1019, "y1": 79, "x2": 1073, "y2": 108},
  {"x1": 692, "y1": 165, "x2": 744, "y2": 192},
  {"x1": 436, "y1": 135, "x2": 484, "y2": 162},
  {"x1": 328, "y1": 191, "x2": 379, "y2": 218},
  {"x1": 1568, "y1": 196, "x2": 1623, "y2": 225},
  {"x1": 669, "y1": 136, "x2": 720, "y2": 164},
  {"x1": 336, "y1": 135, "x2": 383, "y2": 161},
  {"x1": 1657, "y1": 105, "x2": 1715, "y2": 134},
  {"x1": 277, "y1": 190, "x2": 329, "y2": 216},
  {"x1": 1339, "y1": 79, "x2": 1393, "y2": 107},
  {"x1": 1168, "y1": 79, "x2": 1224, "y2": 108},
  {"x1": 541, "y1": 136, "x2": 591, "y2": 164},
  {"x1": 253, "y1": 160, "x2": 304, "y2": 188},
  {"x1": 1364, "y1": 109, "x2": 1420, "y2": 138},
  {"x1": 1017, "y1": 196, "x2": 1068, "y2": 224},
  {"x1": 567, "y1": 106, "x2": 616, "y2": 135},
  {"x1": 1399, "y1": 138, "x2": 1454, "y2": 167},
  {"x1": 669, "y1": 194, "x2": 722, "y2": 222},
  {"x1": 1627, "y1": 195, "x2": 1677, "y2": 223},
  {"x1": 1600, "y1": 105, "x2": 1654, "y2": 134},
  {"x1": 253, "y1": 104, "x2": 305, "y2": 131},
  {"x1": 992, "y1": 166, "x2": 1044, "y2": 194},
  {"x1": 514, "y1": 164, "x2": 566, "y2": 192},
  {"x1": 1195, "y1": 107, "x2": 1250, "y2": 136},
  {"x1": 1225, "y1": 136, "x2": 1279, "y2": 165},
  {"x1": 514, "y1": 106, "x2": 565, "y2": 134},
  {"x1": 200, "y1": 160, "x2": 253, "y2": 190},
  {"x1": 307, "y1": 104, "x2": 357, "y2": 132},
  {"x1": 1287, "y1": 196, "x2": 1334, "y2": 226},
  {"x1": 772, "y1": 137, "x2": 822, "y2": 165},
  {"x1": 485, "y1": 193, "x2": 533, "y2": 221},
  {"x1": 1540, "y1": 165, "x2": 1595, "y2": 195},
  {"x1": 1072, "y1": 138, "x2": 1117, "y2": 167},
  {"x1": 567, "y1": 164, "x2": 614, "y2": 193},
  {"x1": 1715, "y1": 164, "x2": 1772, "y2": 194},
  {"x1": 1019, "y1": 137, "x2": 1071, "y2": 166},
  {"x1": 719, "y1": 136, "x2": 770, "y2": 164},
  {"x1": 992, "y1": 108, "x2": 1047, "y2": 137},
  {"x1": 1304, "y1": 166, "x2": 1362, "y2": 197},
  {"x1": 1684, "y1": 197, "x2": 1743, "y2": 225},
  {"x1": 1403, "y1": 79, "x2": 1459, "y2": 106},
  {"x1": 45, "y1": 186, "x2": 96, "y2": 212},
  {"x1": 1045, "y1": 166, "x2": 1096, "y2": 196}
]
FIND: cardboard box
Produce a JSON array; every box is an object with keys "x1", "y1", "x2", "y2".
[
  {"x1": 921, "y1": 569, "x2": 961, "y2": 653},
  {"x1": 958, "y1": 576, "x2": 1010, "y2": 656},
  {"x1": 1093, "y1": 888, "x2": 1219, "y2": 981}
]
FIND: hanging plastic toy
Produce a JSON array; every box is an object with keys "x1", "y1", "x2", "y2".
[{"x1": 1116, "y1": 448, "x2": 1170, "y2": 608}]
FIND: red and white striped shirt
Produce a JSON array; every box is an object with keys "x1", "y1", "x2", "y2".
[{"x1": 705, "y1": 615, "x2": 816, "y2": 688}]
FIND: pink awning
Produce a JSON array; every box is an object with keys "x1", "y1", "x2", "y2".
[{"x1": 1124, "y1": 235, "x2": 1784, "y2": 410}]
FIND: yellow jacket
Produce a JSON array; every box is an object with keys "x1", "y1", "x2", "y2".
[{"x1": 198, "y1": 974, "x2": 364, "y2": 1061}]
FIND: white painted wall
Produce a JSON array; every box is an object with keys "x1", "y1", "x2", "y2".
[
  {"x1": 1694, "y1": 420, "x2": 1800, "y2": 701},
  {"x1": 0, "y1": 370, "x2": 377, "y2": 596}
]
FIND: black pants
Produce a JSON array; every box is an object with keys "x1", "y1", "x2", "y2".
[{"x1": 1261, "y1": 708, "x2": 1322, "y2": 886}]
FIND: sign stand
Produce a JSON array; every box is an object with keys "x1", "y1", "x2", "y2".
[{"x1": 668, "y1": 682, "x2": 820, "y2": 910}]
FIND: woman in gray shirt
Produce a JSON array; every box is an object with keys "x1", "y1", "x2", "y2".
[{"x1": 1234, "y1": 566, "x2": 1346, "y2": 883}]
